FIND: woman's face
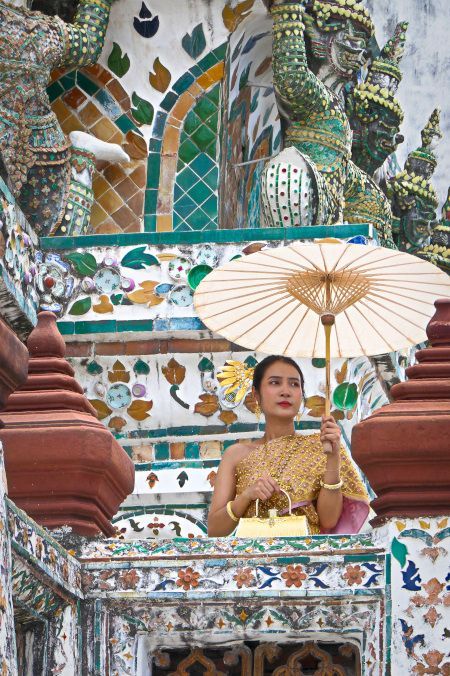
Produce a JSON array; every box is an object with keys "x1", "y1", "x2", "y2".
[{"x1": 255, "y1": 361, "x2": 303, "y2": 420}]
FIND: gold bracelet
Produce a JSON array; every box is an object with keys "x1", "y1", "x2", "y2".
[
  {"x1": 320, "y1": 478, "x2": 343, "y2": 491},
  {"x1": 226, "y1": 501, "x2": 240, "y2": 522}
]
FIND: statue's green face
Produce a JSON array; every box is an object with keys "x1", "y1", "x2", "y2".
[
  {"x1": 330, "y1": 21, "x2": 368, "y2": 76},
  {"x1": 355, "y1": 105, "x2": 403, "y2": 173},
  {"x1": 403, "y1": 195, "x2": 437, "y2": 248},
  {"x1": 306, "y1": 15, "x2": 369, "y2": 79}
]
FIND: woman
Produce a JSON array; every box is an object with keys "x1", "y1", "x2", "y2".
[{"x1": 208, "y1": 356, "x2": 369, "y2": 537}]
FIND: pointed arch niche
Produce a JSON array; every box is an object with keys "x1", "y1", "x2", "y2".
[{"x1": 145, "y1": 46, "x2": 226, "y2": 233}]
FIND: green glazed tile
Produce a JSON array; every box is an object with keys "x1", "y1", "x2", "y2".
[
  {"x1": 213, "y1": 43, "x2": 227, "y2": 61},
  {"x1": 152, "y1": 111, "x2": 167, "y2": 140},
  {"x1": 203, "y1": 166, "x2": 219, "y2": 190},
  {"x1": 144, "y1": 214, "x2": 157, "y2": 232},
  {"x1": 172, "y1": 72, "x2": 195, "y2": 95},
  {"x1": 189, "y1": 64, "x2": 202, "y2": 78},
  {"x1": 183, "y1": 111, "x2": 202, "y2": 136},
  {"x1": 145, "y1": 185, "x2": 158, "y2": 211},
  {"x1": 178, "y1": 138, "x2": 199, "y2": 164},
  {"x1": 60, "y1": 72, "x2": 76, "y2": 89},
  {"x1": 160, "y1": 91, "x2": 178, "y2": 112},
  {"x1": 75, "y1": 320, "x2": 116, "y2": 334},
  {"x1": 149, "y1": 137, "x2": 162, "y2": 152},
  {"x1": 188, "y1": 179, "x2": 212, "y2": 205},
  {"x1": 207, "y1": 83, "x2": 220, "y2": 105},
  {"x1": 197, "y1": 52, "x2": 217, "y2": 71},
  {"x1": 174, "y1": 220, "x2": 191, "y2": 232},
  {"x1": 184, "y1": 441, "x2": 200, "y2": 460},
  {"x1": 177, "y1": 166, "x2": 199, "y2": 192},
  {"x1": 116, "y1": 113, "x2": 136, "y2": 134},
  {"x1": 174, "y1": 193, "x2": 197, "y2": 218},
  {"x1": 116, "y1": 320, "x2": 154, "y2": 332},
  {"x1": 195, "y1": 95, "x2": 217, "y2": 122},
  {"x1": 94, "y1": 89, "x2": 122, "y2": 118},
  {"x1": 47, "y1": 81, "x2": 64, "y2": 103},
  {"x1": 154, "y1": 442, "x2": 170, "y2": 460},
  {"x1": 200, "y1": 194, "x2": 217, "y2": 218},
  {"x1": 57, "y1": 321, "x2": 75, "y2": 335},
  {"x1": 191, "y1": 124, "x2": 216, "y2": 151},
  {"x1": 188, "y1": 207, "x2": 210, "y2": 230},
  {"x1": 190, "y1": 153, "x2": 214, "y2": 176},
  {"x1": 76, "y1": 72, "x2": 99, "y2": 96}
]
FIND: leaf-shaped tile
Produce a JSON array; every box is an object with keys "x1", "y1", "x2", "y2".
[
  {"x1": 162, "y1": 358, "x2": 186, "y2": 385},
  {"x1": 131, "y1": 92, "x2": 154, "y2": 125},
  {"x1": 231, "y1": 33, "x2": 245, "y2": 62},
  {"x1": 255, "y1": 55, "x2": 272, "y2": 77},
  {"x1": 182, "y1": 23, "x2": 206, "y2": 59},
  {"x1": 133, "y1": 359, "x2": 150, "y2": 375},
  {"x1": 108, "y1": 360, "x2": 130, "y2": 384},
  {"x1": 391, "y1": 537, "x2": 408, "y2": 568},
  {"x1": 93, "y1": 294, "x2": 113, "y2": 314},
  {"x1": 239, "y1": 63, "x2": 252, "y2": 90},
  {"x1": 133, "y1": 3, "x2": 159, "y2": 38},
  {"x1": 194, "y1": 393, "x2": 219, "y2": 417},
  {"x1": 87, "y1": 361, "x2": 103, "y2": 375},
  {"x1": 219, "y1": 410, "x2": 237, "y2": 426},
  {"x1": 121, "y1": 246, "x2": 159, "y2": 270},
  {"x1": 68, "y1": 296, "x2": 92, "y2": 316},
  {"x1": 149, "y1": 57, "x2": 171, "y2": 92},
  {"x1": 127, "y1": 281, "x2": 163, "y2": 306},
  {"x1": 198, "y1": 357, "x2": 214, "y2": 372},
  {"x1": 127, "y1": 399, "x2": 153, "y2": 421},
  {"x1": 242, "y1": 32, "x2": 269, "y2": 55},
  {"x1": 89, "y1": 399, "x2": 112, "y2": 420},
  {"x1": 335, "y1": 360, "x2": 348, "y2": 384},
  {"x1": 66, "y1": 252, "x2": 97, "y2": 276},
  {"x1": 107, "y1": 42, "x2": 130, "y2": 78},
  {"x1": 222, "y1": 0, "x2": 254, "y2": 32}
]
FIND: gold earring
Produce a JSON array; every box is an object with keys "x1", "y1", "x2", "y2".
[
  {"x1": 255, "y1": 401, "x2": 261, "y2": 421},
  {"x1": 296, "y1": 410, "x2": 302, "y2": 423}
]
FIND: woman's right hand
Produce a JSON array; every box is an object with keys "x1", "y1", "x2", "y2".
[{"x1": 243, "y1": 474, "x2": 281, "y2": 502}]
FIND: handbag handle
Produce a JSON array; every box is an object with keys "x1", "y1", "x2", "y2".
[{"x1": 255, "y1": 488, "x2": 292, "y2": 518}]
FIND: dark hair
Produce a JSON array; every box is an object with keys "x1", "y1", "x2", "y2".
[{"x1": 252, "y1": 355, "x2": 305, "y2": 394}]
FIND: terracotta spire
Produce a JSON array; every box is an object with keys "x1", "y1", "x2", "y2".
[
  {"x1": 0, "y1": 312, "x2": 134, "y2": 536},
  {"x1": 352, "y1": 298, "x2": 450, "y2": 524}
]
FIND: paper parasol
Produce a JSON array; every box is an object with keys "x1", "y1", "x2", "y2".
[{"x1": 194, "y1": 242, "x2": 450, "y2": 451}]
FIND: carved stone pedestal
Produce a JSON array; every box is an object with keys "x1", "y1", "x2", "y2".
[
  {"x1": 0, "y1": 312, "x2": 134, "y2": 536},
  {"x1": 352, "y1": 298, "x2": 450, "y2": 524}
]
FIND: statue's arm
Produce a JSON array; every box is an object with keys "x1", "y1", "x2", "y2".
[
  {"x1": 271, "y1": 1, "x2": 329, "y2": 118},
  {"x1": 57, "y1": 0, "x2": 112, "y2": 68}
]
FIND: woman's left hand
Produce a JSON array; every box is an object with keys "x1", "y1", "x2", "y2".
[{"x1": 320, "y1": 415, "x2": 341, "y2": 455}]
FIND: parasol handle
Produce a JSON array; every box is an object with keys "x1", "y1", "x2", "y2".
[{"x1": 321, "y1": 314, "x2": 335, "y2": 455}]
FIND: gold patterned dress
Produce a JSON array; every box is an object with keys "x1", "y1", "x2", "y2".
[{"x1": 235, "y1": 434, "x2": 369, "y2": 534}]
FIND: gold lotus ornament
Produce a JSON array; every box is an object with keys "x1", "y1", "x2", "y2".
[{"x1": 217, "y1": 360, "x2": 254, "y2": 403}]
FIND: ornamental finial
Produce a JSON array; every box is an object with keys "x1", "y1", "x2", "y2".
[
  {"x1": 380, "y1": 21, "x2": 408, "y2": 65},
  {"x1": 421, "y1": 108, "x2": 442, "y2": 149}
]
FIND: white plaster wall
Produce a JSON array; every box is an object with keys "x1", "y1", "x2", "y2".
[{"x1": 366, "y1": 0, "x2": 450, "y2": 209}]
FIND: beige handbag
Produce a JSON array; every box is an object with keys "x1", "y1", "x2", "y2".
[{"x1": 235, "y1": 489, "x2": 309, "y2": 538}]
